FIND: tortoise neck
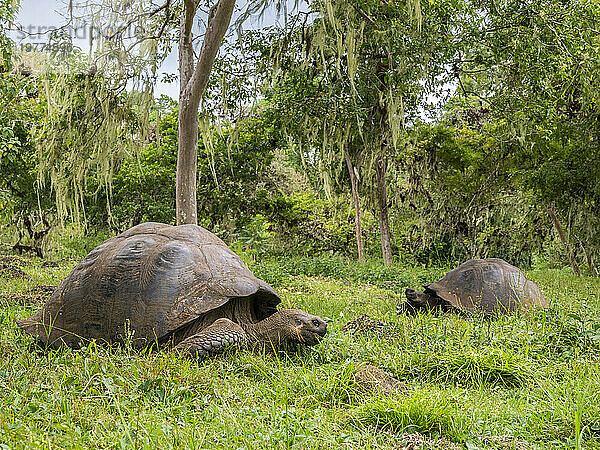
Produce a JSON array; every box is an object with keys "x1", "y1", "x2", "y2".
[{"x1": 243, "y1": 310, "x2": 289, "y2": 345}]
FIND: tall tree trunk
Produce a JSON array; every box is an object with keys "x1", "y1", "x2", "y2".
[
  {"x1": 344, "y1": 145, "x2": 364, "y2": 262},
  {"x1": 375, "y1": 156, "x2": 393, "y2": 265},
  {"x1": 176, "y1": 0, "x2": 235, "y2": 225},
  {"x1": 547, "y1": 203, "x2": 581, "y2": 276},
  {"x1": 177, "y1": 104, "x2": 199, "y2": 224},
  {"x1": 579, "y1": 241, "x2": 599, "y2": 277}
]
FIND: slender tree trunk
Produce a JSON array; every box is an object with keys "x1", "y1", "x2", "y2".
[
  {"x1": 177, "y1": 104, "x2": 199, "y2": 224},
  {"x1": 580, "y1": 241, "x2": 599, "y2": 277},
  {"x1": 375, "y1": 155, "x2": 393, "y2": 265},
  {"x1": 547, "y1": 203, "x2": 581, "y2": 276},
  {"x1": 344, "y1": 145, "x2": 364, "y2": 262},
  {"x1": 176, "y1": 0, "x2": 235, "y2": 225}
]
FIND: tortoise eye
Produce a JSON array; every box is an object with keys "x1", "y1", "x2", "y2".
[{"x1": 312, "y1": 319, "x2": 321, "y2": 327}]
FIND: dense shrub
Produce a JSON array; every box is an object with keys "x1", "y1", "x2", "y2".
[{"x1": 252, "y1": 256, "x2": 444, "y2": 293}]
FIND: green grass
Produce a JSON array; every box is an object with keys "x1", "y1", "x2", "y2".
[
  {"x1": 352, "y1": 389, "x2": 464, "y2": 441},
  {"x1": 1, "y1": 254, "x2": 600, "y2": 448}
]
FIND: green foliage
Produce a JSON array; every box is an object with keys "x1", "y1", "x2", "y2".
[
  {"x1": 91, "y1": 106, "x2": 279, "y2": 233},
  {"x1": 395, "y1": 122, "x2": 548, "y2": 266},
  {"x1": 230, "y1": 214, "x2": 274, "y2": 258},
  {"x1": 0, "y1": 0, "x2": 18, "y2": 72},
  {"x1": 454, "y1": 0, "x2": 600, "y2": 274},
  {"x1": 0, "y1": 69, "x2": 54, "y2": 253},
  {"x1": 195, "y1": 116, "x2": 278, "y2": 232},
  {"x1": 259, "y1": 0, "x2": 463, "y2": 165},
  {"x1": 252, "y1": 256, "x2": 442, "y2": 293},
  {"x1": 87, "y1": 106, "x2": 179, "y2": 228},
  {"x1": 263, "y1": 192, "x2": 355, "y2": 256}
]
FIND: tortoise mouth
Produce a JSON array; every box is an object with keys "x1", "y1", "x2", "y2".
[{"x1": 302, "y1": 330, "x2": 325, "y2": 346}]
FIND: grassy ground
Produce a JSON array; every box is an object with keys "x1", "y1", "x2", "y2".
[{"x1": 1, "y1": 253, "x2": 600, "y2": 449}]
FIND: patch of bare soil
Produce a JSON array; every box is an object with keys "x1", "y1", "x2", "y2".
[
  {"x1": 479, "y1": 435, "x2": 527, "y2": 449},
  {"x1": 0, "y1": 255, "x2": 30, "y2": 265},
  {"x1": 1, "y1": 285, "x2": 55, "y2": 306},
  {"x1": 375, "y1": 431, "x2": 461, "y2": 450},
  {"x1": 342, "y1": 313, "x2": 397, "y2": 336},
  {"x1": 0, "y1": 264, "x2": 28, "y2": 278},
  {"x1": 353, "y1": 365, "x2": 408, "y2": 397},
  {"x1": 40, "y1": 260, "x2": 60, "y2": 268},
  {"x1": 0, "y1": 255, "x2": 31, "y2": 278}
]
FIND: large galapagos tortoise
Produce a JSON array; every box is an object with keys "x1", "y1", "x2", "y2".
[
  {"x1": 402, "y1": 258, "x2": 548, "y2": 315},
  {"x1": 17, "y1": 223, "x2": 327, "y2": 356}
]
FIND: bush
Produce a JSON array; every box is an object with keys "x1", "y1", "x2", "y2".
[{"x1": 252, "y1": 256, "x2": 445, "y2": 293}]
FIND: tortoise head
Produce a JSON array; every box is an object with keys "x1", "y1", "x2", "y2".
[
  {"x1": 400, "y1": 288, "x2": 449, "y2": 314},
  {"x1": 285, "y1": 309, "x2": 328, "y2": 346},
  {"x1": 249, "y1": 308, "x2": 327, "y2": 347},
  {"x1": 397, "y1": 288, "x2": 429, "y2": 314},
  {"x1": 405, "y1": 288, "x2": 427, "y2": 305}
]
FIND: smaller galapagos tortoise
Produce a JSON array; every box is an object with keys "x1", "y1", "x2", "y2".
[
  {"x1": 402, "y1": 258, "x2": 548, "y2": 315},
  {"x1": 17, "y1": 223, "x2": 327, "y2": 356}
]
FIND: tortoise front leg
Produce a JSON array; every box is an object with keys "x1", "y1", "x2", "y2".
[{"x1": 173, "y1": 318, "x2": 248, "y2": 358}]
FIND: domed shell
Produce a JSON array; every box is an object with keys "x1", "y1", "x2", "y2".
[
  {"x1": 17, "y1": 222, "x2": 280, "y2": 347},
  {"x1": 426, "y1": 258, "x2": 548, "y2": 314}
]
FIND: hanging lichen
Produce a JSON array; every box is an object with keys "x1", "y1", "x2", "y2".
[
  {"x1": 237, "y1": 0, "x2": 440, "y2": 235},
  {"x1": 345, "y1": 21, "x2": 364, "y2": 96},
  {"x1": 29, "y1": 0, "x2": 173, "y2": 226},
  {"x1": 34, "y1": 70, "x2": 152, "y2": 226},
  {"x1": 198, "y1": 113, "x2": 219, "y2": 187}
]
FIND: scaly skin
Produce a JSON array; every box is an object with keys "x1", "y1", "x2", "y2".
[
  {"x1": 173, "y1": 309, "x2": 327, "y2": 358},
  {"x1": 173, "y1": 318, "x2": 246, "y2": 357}
]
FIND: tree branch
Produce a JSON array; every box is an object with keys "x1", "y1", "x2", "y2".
[
  {"x1": 183, "y1": 0, "x2": 236, "y2": 111},
  {"x1": 349, "y1": 3, "x2": 376, "y2": 26},
  {"x1": 179, "y1": 0, "x2": 199, "y2": 97}
]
